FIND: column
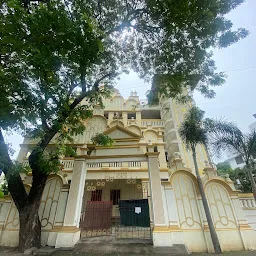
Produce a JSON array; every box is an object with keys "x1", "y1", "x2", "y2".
[
  {"x1": 17, "y1": 145, "x2": 29, "y2": 163},
  {"x1": 146, "y1": 146, "x2": 173, "y2": 247},
  {"x1": 122, "y1": 112, "x2": 127, "y2": 125},
  {"x1": 55, "y1": 157, "x2": 87, "y2": 248},
  {"x1": 136, "y1": 111, "x2": 141, "y2": 126},
  {"x1": 157, "y1": 144, "x2": 167, "y2": 168}
]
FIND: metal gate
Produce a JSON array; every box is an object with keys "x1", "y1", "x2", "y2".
[{"x1": 80, "y1": 177, "x2": 152, "y2": 239}]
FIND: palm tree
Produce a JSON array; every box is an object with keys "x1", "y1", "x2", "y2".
[
  {"x1": 179, "y1": 106, "x2": 222, "y2": 254},
  {"x1": 207, "y1": 120, "x2": 256, "y2": 200}
]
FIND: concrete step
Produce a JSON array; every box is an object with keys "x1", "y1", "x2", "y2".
[
  {"x1": 36, "y1": 239, "x2": 189, "y2": 255},
  {"x1": 73, "y1": 239, "x2": 189, "y2": 255},
  {"x1": 34, "y1": 247, "x2": 72, "y2": 256},
  {"x1": 80, "y1": 236, "x2": 152, "y2": 245}
]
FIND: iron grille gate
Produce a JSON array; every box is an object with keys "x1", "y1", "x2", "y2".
[{"x1": 80, "y1": 178, "x2": 152, "y2": 239}]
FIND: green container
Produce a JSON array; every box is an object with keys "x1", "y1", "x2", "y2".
[{"x1": 119, "y1": 199, "x2": 150, "y2": 227}]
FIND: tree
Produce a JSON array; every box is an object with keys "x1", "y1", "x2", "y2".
[
  {"x1": 216, "y1": 161, "x2": 232, "y2": 172},
  {"x1": 208, "y1": 121, "x2": 256, "y2": 200},
  {"x1": 233, "y1": 167, "x2": 256, "y2": 193},
  {"x1": 179, "y1": 106, "x2": 222, "y2": 254},
  {"x1": 0, "y1": 0, "x2": 247, "y2": 251},
  {"x1": 216, "y1": 162, "x2": 256, "y2": 193}
]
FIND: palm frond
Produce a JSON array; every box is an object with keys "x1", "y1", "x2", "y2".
[
  {"x1": 245, "y1": 130, "x2": 256, "y2": 162},
  {"x1": 206, "y1": 119, "x2": 248, "y2": 161},
  {"x1": 179, "y1": 106, "x2": 207, "y2": 150}
]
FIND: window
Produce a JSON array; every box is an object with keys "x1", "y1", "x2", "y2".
[
  {"x1": 141, "y1": 110, "x2": 161, "y2": 119},
  {"x1": 113, "y1": 112, "x2": 122, "y2": 119},
  {"x1": 128, "y1": 112, "x2": 136, "y2": 119},
  {"x1": 91, "y1": 190, "x2": 102, "y2": 201},
  {"x1": 165, "y1": 151, "x2": 169, "y2": 162},
  {"x1": 110, "y1": 190, "x2": 120, "y2": 205},
  {"x1": 104, "y1": 112, "x2": 109, "y2": 119},
  {"x1": 235, "y1": 155, "x2": 244, "y2": 165}
]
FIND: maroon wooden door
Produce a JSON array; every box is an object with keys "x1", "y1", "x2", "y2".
[{"x1": 80, "y1": 201, "x2": 113, "y2": 236}]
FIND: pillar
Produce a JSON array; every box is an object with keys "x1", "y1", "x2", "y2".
[
  {"x1": 146, "y1": 146, "x2": 172, "y2": 247},
  {"x1": 55, "y1": 157, "x2": 87, "y2": 248},
  {"x1": 136, "y1": 111, "x2": 141, "y2": 126},
  {"x1": 123, "y1": 111, "x2": 127, "y2": 125},
  {"x1": 17, "y1": 145, "x2": 29, "y2": 163}
]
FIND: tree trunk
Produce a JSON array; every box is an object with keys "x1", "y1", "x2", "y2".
[
  {"x1": 192, "y1": 148, "x2": 222, "y2": 254},
  {"x1": 18, "y1": 168, "x2": 48, "y2": 252},
  {"x1": 19, "y1": 204, "x2": 41, "y2": 251},
  {"x1": 247, "y1": 166, "x2": 256, "y2": 201}
]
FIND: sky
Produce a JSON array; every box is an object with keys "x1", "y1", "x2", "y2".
[{"x1": 4, "y1": 0, "x2": 256, "y2": 160}]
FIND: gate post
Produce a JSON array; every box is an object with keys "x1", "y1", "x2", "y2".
[
  {"x1": 55, "y1": 156, "x2": 87, "y2": 248},
  {"x1": 146, "y1": 146, "x2": 172, "y2": 247}
]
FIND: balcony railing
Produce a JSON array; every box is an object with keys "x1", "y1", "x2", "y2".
[
  {"x1": 60, "y1": 159, "x2": 74, "y2": 170},
  {"x1": 141, "y1": 120, "x2": 164, "y2": 127},
  {"x1": 240, "y1": 197, "x2": 256, "y2": 209},
  {"x1": 22, "y1": 159, "x2": 75, "y2": 171},
  {"x1": 22, "y1": 159, "x2": 147, "y2": 172},
  {"x1": 87, "y1": 161, "x2": 147, "y2": 169}
]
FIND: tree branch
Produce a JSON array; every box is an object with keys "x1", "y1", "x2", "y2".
[
  {"x1": 80, "y1": 72, "x2": 86, "y2": 93},
  {"x1": 92, "y1": 72, "x2": 115, "y2": 92},
  {"x1": 0, "y1": 129, "x2": 28, "y2": 209},
  {"x1": 30, "y1": 71, "x2": 115, "y2": 163},
  {"x1": 105, "y1": 8, "x2": 146, "y2": 36},
  {"x1": 21, "y1": 0, "x2": 49, "y2": 9},
  {"x1": 68, "y1": 78, "x2": 78, "y2": 97}
]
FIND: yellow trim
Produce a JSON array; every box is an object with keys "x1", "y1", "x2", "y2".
[
  {"x1": 153, "y1": 226, "x2": 170, "y2": 232},
  {"x1": 146, "y1": 152, "x2": 160, "y2": 157},
  {"x1": 77, "y1": 154, "x2": 147, "y2": 159},
  {"x1": 87, "y1": 168, "x2": 148, "y2": 173},
  {"x1": 239, "y1": 224, "x2": 254, "y2": 230},
  {"x1": 169, "y1": 170, "x2": 200, "y2": 196},
  {"x1": 103, "y1": 125, "x2": 142, "y2": 138},
  {"x1": 86, "y1": 168, "x2": 168, "y2": 173},
  {"x1": 0, "y1": 228, "x2": 19, "y2": 231},
  {"x1": 95, "y1": 145, "x2": 140, "y2": 149},
  {"x1": 238, "y1": 193, "x2": 254, "y2": 198},
  {"x1": 169, "y1": 225, "x2": 180, "y2": 231},
  {"x1": 21, "y1": 143, "x2": 87, "y2": 147},
  {"x1": 204, "y1": 179, "x2": 239, "y2": 196},
  {"x1": 153, "y1": 226, "x2": 211, "y2": 232},
  {"x1": 58, "y1": 226, "x2": 80, "y2": 233},
  {"x1": 48, "y1": 227, "x2": 62, "y2": 232},
  {"x1": 110, "y1": 138, "x2": 139, "y2": 142}
]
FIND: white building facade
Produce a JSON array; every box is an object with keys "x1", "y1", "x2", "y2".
[{"x1": 0, "y1": 91, "x2": 256, "y2": 253}]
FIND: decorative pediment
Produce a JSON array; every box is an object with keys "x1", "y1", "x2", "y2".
[{"x1": 104, "y1": 125, "x2": 141, "y2": 140}]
